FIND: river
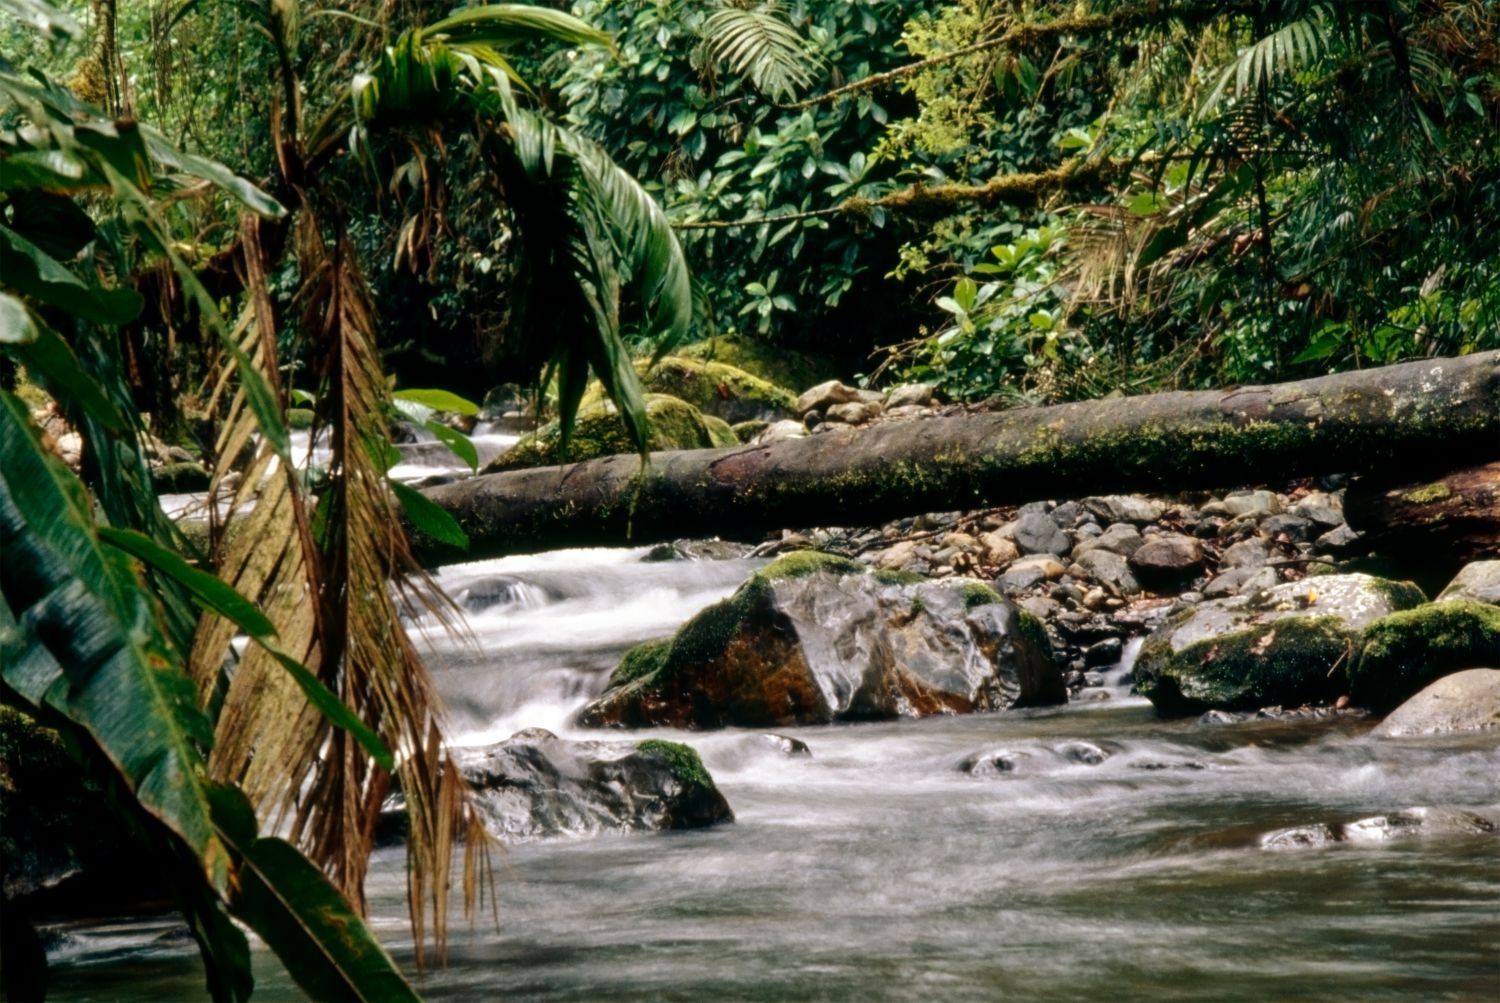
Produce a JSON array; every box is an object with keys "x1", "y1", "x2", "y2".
[{"x1": 45, "y1": 546, "x2": 1500, "y2": 1001}]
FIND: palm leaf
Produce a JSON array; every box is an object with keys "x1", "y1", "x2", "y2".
[
  {"x1": 490, "y1": 96, "x2": 692, "y2": 457},
  {"x1": 1199, "y1": 8, "x2": 1331, "y2": 115},
  {"x1": 423, "y1": 3, "x2": 612, "y2": 52},
  {"x1": 699, "y1": 4, "x2": 822, "y2": 103}
]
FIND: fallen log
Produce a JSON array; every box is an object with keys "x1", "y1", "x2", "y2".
[{"x1": 417, "y1": 352, "x2": 1500, "y2": 565}]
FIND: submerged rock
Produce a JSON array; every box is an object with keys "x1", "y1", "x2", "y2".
[
  {"x1": 578, "y1": 552, "x2": 1064, "y2": 730},
  {"x1": 447, "y1": 731, "x2": 733, "y2": 840},
  {"x1": 1261, "y1": 807, "x2": 1495, "y2": 849},
  {"x1": 1348, "y1": 600, "x2": 1500, "y2": 710},
  {"x1": 1371, "y1": 668, "x2": 1500, "y2": 737},
  {"x1": 1133, "y1": 574, "x2": 1425, "y2": 715}
]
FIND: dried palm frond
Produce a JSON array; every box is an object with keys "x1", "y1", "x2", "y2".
[{"x1": 190, "y1": 213, "x2": 485, "y2": 962}]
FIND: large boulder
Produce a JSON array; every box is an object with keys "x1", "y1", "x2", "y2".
[
  {"x1": 630, "y1": 356, "x2": 798, "y2": 424},
  {"x1": 578, "y1": 553, "x2": 1064, "y2": 729},
  {"x1": 1370, "y1": 669, "x2": 1500, "y2": 737},
  {"x1": 1133, "y1": 574, "x2": 1425, "y2": 715},
  {"x1": 484, "y1": 394, "x2": 724, "y2": 473},
  {"x1": 1436, "y1": 560, "x2": 1500, "y2": 605},
  {"x1": 444, "y1": 731, "x2": 732, "y2": 840},
  {"x1": 1347, "y1": 600, "x2": 1500, "y2": 710}
]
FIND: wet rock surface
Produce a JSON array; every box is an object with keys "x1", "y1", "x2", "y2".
[
  {"x1": 393, "y1": 731, "x2": 734, "y2": 841},
  {"x1": 578, "y1": 553, "x2": 1063, "y2": 730},
  {"x1": 1261, "y1": 807, "x2": 1496, "y2": 849},
  {"x1": 1436, "y1": 560, "x2": 1500, "y2": 606},
  {"x1": 1132, "y1": 575, "x2": 1425, "y2": 715},
  {"x1": 1370, "y1": 668, "x2": 1500, "y2": 737}
]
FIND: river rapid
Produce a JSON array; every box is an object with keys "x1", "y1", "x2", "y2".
[{"x1": 46, "y1": 546, "x2": 1500, "y2": 1001}]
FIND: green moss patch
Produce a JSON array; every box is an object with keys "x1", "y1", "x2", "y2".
[
  {"x1": 609, "y1": 637, "x2": 673, "y2": 689},
  {"x1": 635, "y1": 739, "x2": 714, "y2": 789},
  {"x1": 873, "y1": 568, "x2": 926, "y2": 586},
  {"x1": 759, "y1": 550, "x2": 862, "y2": 582},
  {"x1": 957, "y1": 580, "x2": 1003, "y2": 609},
  {"x1": 1136, "y1": 614, "x2": 1353, "y2": 715},
  {"x1": 1014, "y1": 609, "x2": 1053, "y2": 661},
  {"x1": 1401, "y1": 482, "x2": 1452, "y2": 505},
  {"x1": 701, "y1": 414, "x2": 739, "y2": 447},
  {"x1": 486, "y1": 394, "x2": 717, "y2": 472},
  {"x1": 1349, "y1": 600, "x2": 1500, "y2": 710}
]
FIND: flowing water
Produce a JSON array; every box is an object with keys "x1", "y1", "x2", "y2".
[{"x1": 46, "y1": 548, "x2": 1500, "y2": 1001}]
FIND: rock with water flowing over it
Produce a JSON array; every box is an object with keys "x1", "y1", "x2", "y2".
[
  {"x1": 1261, "y1": 807, "x2": 1496, "y2": 849},
  {"x1": 438, "y1": 731, "x2": 733, "y2": 840},
  {"x1": 1133, "y1": 573, "x2": 1426, "y2": 715},
  {"x1": 1371, "y1": 669, "x2": 1500, "y2": 737},
  {"x1": 576, "y1": 552, "x2": 1064, "y2": 730}
]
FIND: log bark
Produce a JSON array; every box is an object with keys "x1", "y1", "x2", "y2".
[
  {"x1": 417, "y1": 352, "x2": 1500, "y2": 565},
  {"x1": 1344, "y1": 460, "x2": 1500, "y2": 589}
]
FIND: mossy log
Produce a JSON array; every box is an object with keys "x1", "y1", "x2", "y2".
[
  {"x1": 416, "y1": 352, "x2": 1500, "y2": 564},
  {"x1": 1344, "y1": 460, "x2": 1500, "y2": 585}
]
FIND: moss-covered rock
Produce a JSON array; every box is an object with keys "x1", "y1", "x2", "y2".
[
  {"x1": 675, "y1": 335, "x2": 837, "y2": 392},
  {"x1": 1133, "y1": 574, "x2": 1425, "y2": 715},
  {"x1": 0, "y1": 707, "x2": 138, "y2": 906},
  {"x1": 580, "y1": 356, "x2": 798, "y2": 425},
  {"x1": 578, "y1": 556, "x2": 1063, "y2": 729},
  {"x1": 443, "y1": 730, "x2": 733, "y2": 838},
  {"x1": 150, "y1": 460, "x2": 211, "y2": 494},
  {"x1": 700, "y1": 414, "x2": 739, "y2": 447},
  {"x1": 635, "y1": 739, "x2": 714, "y2": 790},
  {"x1": 1348, "y1": 600, "x2": 1500, "y2": 710},
  {"x1": 732, "y1": 420, "x2": 769, "y2": 442},
  {"x1": 484, "y1": 394, "x2": 721, "y2": 473}
]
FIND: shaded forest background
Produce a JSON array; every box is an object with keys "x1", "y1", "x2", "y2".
[{"x1": 9, "y1": 0, "x2": 1498, "y2": 408}]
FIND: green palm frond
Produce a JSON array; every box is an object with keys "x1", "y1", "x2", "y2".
[
  {"x1": 491, "y1": 94, "x2": 693, "y2": 457},
  {"x1": 699, "y1": 3, "x2": 822, "y2": 103},
  {"x1": 423, "y1": 3, "x2": 612, "y2": 52},
  {"x1": 1199, "y1": 7, "x2": 1332, "y2": 115}
]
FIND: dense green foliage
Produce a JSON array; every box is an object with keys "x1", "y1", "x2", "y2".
[{"x1": 552, "y1": 0, "x2": 1499, "y2": 400}]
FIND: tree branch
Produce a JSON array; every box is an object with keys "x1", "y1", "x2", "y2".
[{"x1": 783, "y1": 0, "x2": 1251, "y2": 111}]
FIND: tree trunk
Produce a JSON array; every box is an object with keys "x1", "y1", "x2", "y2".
[
  {"x1": 417, "y1": 352, "x2": 1500, "y2": 565},
  {"x1": 1344, "y1": 460, "x2": 1500, "y2": 591}
]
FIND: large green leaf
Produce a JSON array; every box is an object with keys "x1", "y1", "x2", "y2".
[
  {"x1": 0, "y1": 224, "x2": 143, "y2": 325},
  {"x1": 209, "y1": 785, "x2": 420, "y2": 1003},
  {"x1": 423, "y1": 4, "x2": 612, "y2": 51},
  {"x1": 0, "y1": 293, "x2": 37, "y2": 344},
  {"x1": 392, "y1": 387, "x2": 479, "y2": 415},
  {"x1": 390, "y1": 480, "x2": 469, "y2": 550},
  {"x1": 0, "y1": 390, "x2": 229, "y2": 891},
  {"x1": 423, "y1": 419, "x2": 479, "y2": 472}
]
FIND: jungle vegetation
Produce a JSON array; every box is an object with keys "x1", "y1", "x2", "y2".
[{"x1": 1, "y1": 0, "x2": 1497, "y2": 998}]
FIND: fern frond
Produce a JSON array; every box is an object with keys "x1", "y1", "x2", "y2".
[{"x1": 700, "y1": 4, "x2": 822, "y2": 103}]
